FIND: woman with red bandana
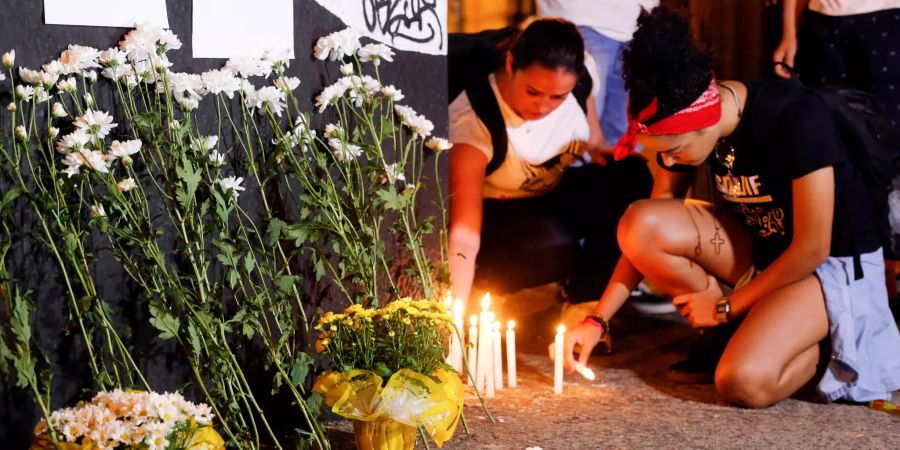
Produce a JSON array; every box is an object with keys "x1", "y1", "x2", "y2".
[{"x1": 559, "y1": 6, "x2": 900, "y2": 407}]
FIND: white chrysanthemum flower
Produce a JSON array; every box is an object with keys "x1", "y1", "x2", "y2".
[
  {"x1": 190, "y1": 135, "x2": 218, "y2": 153},
  {"x1": 63, "y1": 148, "x2": 109, "y2": 175},
  {"x1": 313, "y1": 28, "x2": 361, "y2": 61},
  {"x1": 384, "y1": 163, "x2": 406, "y2": 184},
  {"x1": 89, "y1": 203, "x2": 107, "y2": 218},
  {"x1": 425, "y1": 137, "x2": 452, "y2": 152},
  {"x1": 51, "y1": 102, "x2": 68, "y2": 118},
  {"x1": 48, "y1": 126, "x2": 59, "y2": 139},
  {"x1": 315, "y1": 77, "x2": 353, "y2": 112},
  {"x1": 262, "y1": 48, "x2": 292, "y2": 73},
  {"x1": 57, "y1": 77, "x2": 77, "y2": 93},
  {"x1": 6, "y1": 102, "x2": 14, "y2": 112},
  {"x1": 119, "y1": 24, "x2": 159, "y2": 61},
  {"x1": 116, "y1": 178, "x2": 136, "y2": 192},
  {"x1": 225, "y1": 57, "x2": 271, "y2": 78},
  {"x1": 346, "y1": 74, "x2": 381, "y2": 107},
  {"x1": 216, "y1": 176, "x2": 245, "y2": 200},
  {"x1": 323, "y1": 123, "x2": 343, "y2": 139},
  {"x1": 328, "y1": 138, "x2": 363, "y2": 162},
  {"x1": 177, "y1": 96, "x2": 198, "y2": 111},
  {"x1": 42, "y1": 60, "x2": 63, "y2": 75},
  {"x1": 18, "y1": 67, "x2": 42, "y2": 85},
  {"x1": 109, "y1": 139, "x2": 142, "y2": 158},
  {"x1": 101, "y1": 64, "x2": 134, "y2": 81},
  {"x1": 394, "y1": 104, "x2": 434, "y2": 139},
  {"x1": 33, "y1": 86, "x2": 50, "y2": 104},
  {"x1": 14, "y1": 125, "x2": 27, "y2": 140},
  {"x1": 74, "y1": 109, "x2": 117, "y2": 137},
  {"x1": 15, "y1": 84, "x2": 34, "y2": 102},
  {"x1": 2, "y1": 50, "x2": 14, "y2": 68},
  {"x1": 157, "y1": 28, "x2": 182, "y2": 52},
  {"x1": 357, "y1": 43, "x2": 394, "y2": 66},
  {"x1": 208, "y1": 149, "x2": 226, "y2": 166},
  {"x1": 83, "y1": 92, "x2": 94, "y2": 107},
  {"x1": 57, "y1": 129, "x2": 91, "y2": 154},
  {"x1": 381, "y1": 85, "x2": 404, "y2": 102},
  {"x1": 248, "y1": 86, "x2": 287, "y2": 116},
  {"x1": 57, "y1": 45, "x2": 101, "y2": 74},
  {"x1": 340, "y1": 63, "x2": 354, "y2": 76},
  {"x1": 99, "y1": 48, "x2": 128, "y2": 67},
  {"x1": 83, "y1": 70, "x2": 98, "y2": 83},
  {"x1": 274, "y1": 76, "x2": 300, "y2": 92},
  {"x1": 201, "y1": 68, "x2": 240, "y2": 98},
  {"x1": 162, "y1": 71, "x2": 205, "y2": 105}
]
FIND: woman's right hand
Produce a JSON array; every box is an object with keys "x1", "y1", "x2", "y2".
[
  {"x1": 548, "y1": 320, "x2": 605, "y2": 371},
  {"x1": 772, "y1": 36, "x2": 798, "y2": 79}
]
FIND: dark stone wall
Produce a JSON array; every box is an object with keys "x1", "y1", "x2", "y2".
[{"x1": 0, "y1": 0, "x2": 448, "y2": 445}]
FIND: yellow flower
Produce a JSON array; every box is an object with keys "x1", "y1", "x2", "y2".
[
  {"x1": 388, "y1": 331, "x2": 395, "y2": 337},
  {"x1": 402, "y1": 318, "x2": 411, "y2": 325}
]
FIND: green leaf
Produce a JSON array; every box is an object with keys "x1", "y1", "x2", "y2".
[
  {"x1": 306, "y1": 392, "x2": 324, "y2": 415},
  {"x1": 285, "y1": 225, "x2": 309, "y2": 246},
  {"x1": 373, "y1": 362, "x2": 393, "y2": 379},
  {"x1": 267, "y1": 218, "x2": 286, "y2": 246},
  {"x1": 175, "y1": 154, "x2": 202, "y2": 210},
  {"x1": 290, "y1": 352, "x2": 313, "y2": 387},
  {"x1": 377, "y1": 188, "x2": 405, "y2": 211},
  {"x1": 0, "y1": 186, "x2": 22, "y2": 212},
  {"x1": 149, "y1": 305, "x2": 180, "y2": 340},
  {"x1": 274, "y1": 274, "x2": 300, "y2": 297},
  {"x1": 314, "y1": 259, "x2": 325, "y2": 281},
  {"x1": 187, "y1": 322, "x2": 202, "y2": 357}
]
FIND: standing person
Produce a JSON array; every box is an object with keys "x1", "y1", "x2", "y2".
[
  {"x1": 561, "y1": 6, "x2": 900, "y2": 407},
  {"x1": 773, "y1": 0, "x2": 900, "y2": 127},
  {"x1": 536, "y1": 0, "x2": 660, "y2": 148},
  {"x1": 448, "y1": 19, "x2": 652, "y2": 312}
]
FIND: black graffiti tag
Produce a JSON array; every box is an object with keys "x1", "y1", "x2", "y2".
[{"x1": 362, "y1": 0, "x2": 444, "y2": 50}]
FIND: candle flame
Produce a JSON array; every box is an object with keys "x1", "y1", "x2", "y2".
[
  {"x1": 481, "y1": 292, "x2": 491, "y2": 310},
  {"x1": 575, "y1": 363, "x2": 596, "y2": 381},
  {"x1": 508, "y1": 320, "x2": 515, "y2": 330},
  {"x1": 556, "y1": 324, "x2": 566, "y2": 334},
  {"x1": 469, "y1": 314, "x2": 478, "y2": 326}
]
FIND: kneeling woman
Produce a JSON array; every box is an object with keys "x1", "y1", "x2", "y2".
[{"x1": 563, "y1": 7, "x2": 900, "y2": 407}]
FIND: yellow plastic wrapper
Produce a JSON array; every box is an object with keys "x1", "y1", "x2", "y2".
[
  {"x1": 313, "y1": 368, "x2": 464, "y2": 448},
  {"x1": 186, "y1": 426, "x2": 226, "y2": 450}
]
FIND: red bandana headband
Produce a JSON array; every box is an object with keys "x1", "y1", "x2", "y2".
[{"x1": 612, "y1": 78, "x2": 722, "y2": 160}]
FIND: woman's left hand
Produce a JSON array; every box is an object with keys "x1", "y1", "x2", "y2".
[{"x1": 672, "y1": 274, "x2": 724, "y2": 328}]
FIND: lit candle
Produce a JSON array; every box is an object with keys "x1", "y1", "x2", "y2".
[
  {"x1": 466, "y1": 315, "x2": 478, "y2": 385},
  {"x1": 492, "y1": 321, "x2": 503, "y2": 390},
  {"x1": 506, "y1": 320, "x2": 517, "y2": 388},
  {"x1": 554, "y1": 325, "x2": 565, "y2": 394},
  {"x1": 480, "y1": 311, "x2": 495, "y2": 398},
  {"x1": 476, "y1": 294, "x2": 492, "y2": 395}
]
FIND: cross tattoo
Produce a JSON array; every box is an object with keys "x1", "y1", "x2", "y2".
[{"x1": 709, "y1": 231, "x2": 726, "y2": 256}]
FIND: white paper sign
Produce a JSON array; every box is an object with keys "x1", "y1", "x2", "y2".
[
  {"x1": 192, "y1": 0, "x2": 294, "y2": 59},
  {"x1": 44, "y1": 0, "x2": 169, "y2": 28},
  {"x1": 315, "y1": 0, "x2": 447, "y2": 55}
]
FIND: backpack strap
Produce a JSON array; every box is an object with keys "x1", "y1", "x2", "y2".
[{"x1": 465, "y1": 76, "x2": 508, "y2": 176}]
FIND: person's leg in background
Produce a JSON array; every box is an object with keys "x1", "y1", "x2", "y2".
[{"x1": 577, "y1": 26, "x2": 628, "y2": 146}]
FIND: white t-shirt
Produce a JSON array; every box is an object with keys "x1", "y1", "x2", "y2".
[
  {"x1": 535, "y1": 0, "x2": 660, "y2": 42},
  {"x1": 449, "y1": 74, "x2": 592, "y2": 199},
  {"x1": 809, "y1": 0, "x2": 900, "y2": 15}
]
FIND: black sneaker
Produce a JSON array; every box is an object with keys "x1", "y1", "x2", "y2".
[
  {"x1": 667, "y1": 356, "x2": 715, "y2": 384},
  {"x1": 666, "y1": 327, "x2": 732, "y2": 384}
]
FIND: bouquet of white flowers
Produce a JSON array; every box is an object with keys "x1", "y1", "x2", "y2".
[{"x1": 31, "y1": 390, "x2": 223, "y2": 450}]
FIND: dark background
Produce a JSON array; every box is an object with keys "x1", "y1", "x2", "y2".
[{"x1": 0, "y1": 0, "x2": 448, "y2": 446}]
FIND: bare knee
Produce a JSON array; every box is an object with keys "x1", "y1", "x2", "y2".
[
  {"x1": 715, "y1": 362, "x2": 779, "y2": 408},
  {"x1": 618, "y1": 200, "x2": 665, "y2": 254}
]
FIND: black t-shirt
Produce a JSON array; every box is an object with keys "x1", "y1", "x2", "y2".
[{"x1": 659, "y1": 81, "x2": 881, "y2": 269}]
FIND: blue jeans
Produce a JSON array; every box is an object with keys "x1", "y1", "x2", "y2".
[{"x1": 579, "y1": 26, "x2": 628, "y2": 145}]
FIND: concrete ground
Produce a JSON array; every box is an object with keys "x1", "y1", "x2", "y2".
[{"x1": 326, "y1": 288, "x2": 900, "y2": 449}]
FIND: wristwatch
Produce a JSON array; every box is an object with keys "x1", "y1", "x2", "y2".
[
  {"x1": 715, "y1": 296, "x2": 731, "y2": 324},
  {"x1": 582, "y1": 314, "x2": 609, "y2": 335}
]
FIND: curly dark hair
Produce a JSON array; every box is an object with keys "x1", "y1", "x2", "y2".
[
  {"x1": 622, "y1": 6, "x2": 715, "y2": 125},
  {"x1": 510, "y1": 18, "x2": 584, "y2": 74}
]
